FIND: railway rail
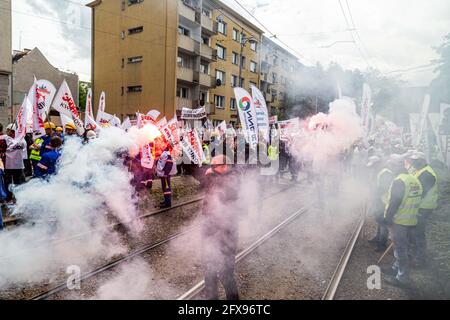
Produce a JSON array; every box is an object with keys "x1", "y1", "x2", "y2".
[{"x1": 28, "y1": 184, "x2": 293, "y2": 300}]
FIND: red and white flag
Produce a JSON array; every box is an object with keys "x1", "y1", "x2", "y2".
[
  {"x1": 28, "y1": 76, "x2": 45, "y2": 138},
  {"x1": 51, "y1": 80, "x2": 85, "y2": 135},
  {"x1": 136, "y1": 112, "x2": 157, "y2": 129},
  {"x1": 96, "y1": 91, "x2": 106, "y2": 122},
  {"x1": 234, "y1": 87, "x2": 259, "y2": 148},
  {"x1": 15, "y1": 94, "x2": 29, "y2": 142},
  {"x1": 181, "y1": 129, "x2": 205, "y2": 165},
  {"x1": 84, "y1": 88, "x2": 98, "y2": 131},
  {"x1": 161, "y1": 117, "x2": 180, "y2": 146},
  {"x1": 141, "y1": 144, "x2": 154, "y2": 169},
  {"x1": 96, "y1": 110, "x2": 115, "y2": 127}
]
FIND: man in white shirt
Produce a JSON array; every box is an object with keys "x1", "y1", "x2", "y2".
[{"x1": 4, "y1": 125, "x2": 26, "y2": 203}]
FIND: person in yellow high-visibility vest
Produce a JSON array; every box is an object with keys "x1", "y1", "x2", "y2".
[
  {"x1": 367, "y1": 156, "x2": 394, "y2": 252},
  {"x1": 382, "y1": 154, "x2": 423, "y2": 287},
  {"x1": 405, "y1": 151, "x2": 438, "y2": 268}
]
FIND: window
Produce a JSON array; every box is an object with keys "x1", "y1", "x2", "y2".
[
  {"x1": 216, "y1": 70, "x2": 225, "y2": 83},
  {"x1": 232, "y1": 28, "x2": 239, "y2": 41},
  {"x1": 271, "y1": 89, "x2": 277, "y2": 101},
  {"x1": 178, "y1": 26, "x2": 190, "y2": 37},
  {"x1": 128, "y1": 0, "x2": 144, "y2": 5},
  {"x1": 273, "y1": 55, "x2": 279, "y2": 66},
  {"x1": 128, "y1": 85, "x2": 142, "y2": 92},
  {"x1": 0, "y1": 100, "x2": 5, "y2": 107},
  {"x1": 217, "y1": 45, "x2": 226, "y2": 60},
  {"x1": 272, "y1": 72, "x2": 278, "y2": 84},
  {"x1": 121, "y1": 58, "x2": 125, "y2": 68},
  {"x1": 177, "y1": 56, "x2": 189, "y2": 68},
  {"x1": 177, "y1": 87, "x2": 189, "y2": 99},
  {"x1": 241, "y1": 56, "x2": 246, "y2": 69},
  {"x1": 121, "y1": 87, "x2": 124, "y2": 96},
  {"x1": 239, "y1": 77, "x2": 244, "y2": 87},
  {"x1": 230, "y1": 98, "x2": 236, "y2": 111},
  {"x1": 280, "y1": 76, "x2": 286, "y2": 85},
  {"x1": 202, "y1": 36, "x2": 210, "y2": 45},
  {"x1": 200, "y1": 63, "x2": 209, "y2": 74},
  {"x1": 128, "y1": 56, "x2": 143, "y2": 63},
  {"x1": 231, "y1": 75, "x2": 238, "y2": 87},
  {"x1": 202, "y1": 8, "x2": 211, "y2": 17},
  {"x1": 231, "y1": 52, "x2": 238, "y2": 65},
  {"x1": 250, "y1": 61, "x2": 257, "y2": 73},
  {"x1": 128, "y1": 26, "x2": 143, "y2": 35},
  {"x1": 217, "y1": 21, "x2": 227, "y2": 35},
  {"x1": 250, "y1": 41, "x2": 257, "y2": 52},
  {"x1": 215, "y1": 95, "x2": 225, "y2": 108}
]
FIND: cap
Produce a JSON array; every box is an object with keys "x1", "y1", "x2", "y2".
[
  {"x1": 44, "y1": 122, "x2": 56, "y2": 129},
  {"x1": 65, "y1": 123, "x2": 76, "y2": 130},
  {"x1": 55, "y1": 127, "x2": 63, "y2": 132},
  {"x1": 6, "y1": 123, "x2": 14, "y2": 130}
]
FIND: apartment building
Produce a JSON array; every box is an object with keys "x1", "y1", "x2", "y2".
[
  {"x1": 0, "y1": 0, "x2": 12, "y2": 125},
  {"x1": 260, "y1": 35, "x2": 302, "y2": 116},
  {"x1": 87, "y1": 0, "x2": 263, "y2": 125}
]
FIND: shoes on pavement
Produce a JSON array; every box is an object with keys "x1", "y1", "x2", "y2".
[{"x1": 384, "y1": 275, "x2": 410, "y2": 288}]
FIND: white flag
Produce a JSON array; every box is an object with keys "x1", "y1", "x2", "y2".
[
  {"x1": 36, "y1": 79, "x2": 56, "y2": 121},
  {"x1": 15, "y1": 94, "x2": 29, "y2": 142},
  {"x1": 61, "y1": 113, "x2": 75, "y2": 128},
  {"x1": 157, "y1": 117, "x2": 168, "y2": 128},
  {"x1": 251, "y1": 85, "x2": 269, "y2": 142},
  {"x1": 141, "y1": 144, "x2": 154, "y2": 169},
  {"x1": 52, "y1": 79, "x2": 85, "y2": 135},
  {"x1": 161, "y1": 117, "x2": 180, "y2": 146},
  {"x1": 147, "y1": 109, "x2": 160, "y2": 120},
  {"x1": 122, "y1": 117, "x2": 132, "y2": 131},
  {"x1": 234, "y1": 87, "x2": 259, "y2": 148},
  {"x1": 28, "y1": 77, "x2": 45, "y2": 138},
  {"x1": 97, "y1": 110, "x2": 115, "y2": 127},
  {"x1": 110, "y1": 115, "x2": 122, "y2": 127},
  {"x1": 96, "y1": 91, "x2": 106, "y2": 122},
  {"x1": 84, "y1": 88, "x2": 98, "y2": 131}
]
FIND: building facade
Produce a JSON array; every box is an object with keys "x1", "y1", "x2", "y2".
[
  {"x1": 87, "y1": 0, "x2": 263, "y2": 125},
  {"x1": 0, "y1": 0, "x2": 12, "y2": 126},
  {"x1": 12, "y1": 48, "x2": 79, "y2": 113},
  {"x1": 260, "y1": 35, "x2": 302, "y2": 116}
]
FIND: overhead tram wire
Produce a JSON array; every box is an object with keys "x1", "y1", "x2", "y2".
[
  {"x1": 231, "y1": 0, "x2": 314, "y2": 65},
  {"x1": 344, "y1": 0, "x2": 379, "y2": 70},
  {"x1": 337, "y1": 0, "x2": 372, "y2": 70}
]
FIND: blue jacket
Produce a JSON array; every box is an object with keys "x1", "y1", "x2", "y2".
[{"x1": 34, "y1": 149, "x2": 61, "y2": 178}]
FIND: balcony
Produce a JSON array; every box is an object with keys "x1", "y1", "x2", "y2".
[
  {"x1": 200, "y1": 43, "x2": 217, "y2": 61},
  {"x1": 201, "y1": 16, "x2": 218, "y2": 34},
  {"x1": 199, "y1": 73, "x2": 215, "y2": 87},
  {"x1": 176, "y1": 97, "x2": 193, "y2": 110},
  {"x1": 177, "y1": 66, "x2": 194, "y2": 82},
  {"x1": 179, "y1": 0, "x2": 201, "y2": 23},
  {"x1": 205, "y1": 102, "x2": 215, "y2": 115},
  {"x1": 178, "y1": 35, "x2": 200, "y2": 55}
]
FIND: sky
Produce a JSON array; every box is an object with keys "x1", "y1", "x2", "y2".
[{"x1": 9, "y1": 0, "x2": 450, "y2": 86}]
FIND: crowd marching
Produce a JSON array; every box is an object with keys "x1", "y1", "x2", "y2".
[{"x1": 0, "y1": 77, "x2": 443, "y2": 300}]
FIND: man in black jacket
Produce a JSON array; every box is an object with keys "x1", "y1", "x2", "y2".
[{"x1": 201, "y1": 154, "x2": 240, "y2": 300}]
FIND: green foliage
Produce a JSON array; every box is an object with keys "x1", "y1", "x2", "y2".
[
  {"x1": 78, "y1": 81, "x2": 91, "y2": 111},
  {"x1": 430, "y1": 33, "x2": 450, "y2": 107}
]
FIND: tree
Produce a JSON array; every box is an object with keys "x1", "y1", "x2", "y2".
[
  {"x1": 430, "y1": 33, "x2": 450, "y2": 108},
  {"x1": 78, "y1": 81, "x2": 91, "y2": 111}
]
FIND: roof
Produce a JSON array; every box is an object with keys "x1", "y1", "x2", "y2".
[
  {"x1": 86, "y1": 0, "x2": 102, "y2": 8},
  {"x1": 209, "y1": 0, "x2": 265, "y2": 35}
]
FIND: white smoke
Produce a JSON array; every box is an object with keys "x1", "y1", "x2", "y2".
[
  {"x1": 94, "y1": 259, "x2": 153, "y2": 300},
  {"x1": 290, "y1": 97, "x2": 363, "y2": 172},
  {"x1": 0, "y1": 126, "x2": 152, "y2": 290}
]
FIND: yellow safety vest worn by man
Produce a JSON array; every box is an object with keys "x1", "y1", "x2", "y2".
[
  {"x1": 268, "y1": 145, "x2": 279, "y2": 161},
  {"x1": 384, "y1": 173, "x2": 423, "y2": 226},
  {"x1": 203, "y1": 144, "x2": 211, "y2": 165},
  {"x1": 414, "y1": 165, "x2": 438, "y2": 210},
  {"x1": 30, "y1": 138, "x2": 44, "y2": 162}
]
